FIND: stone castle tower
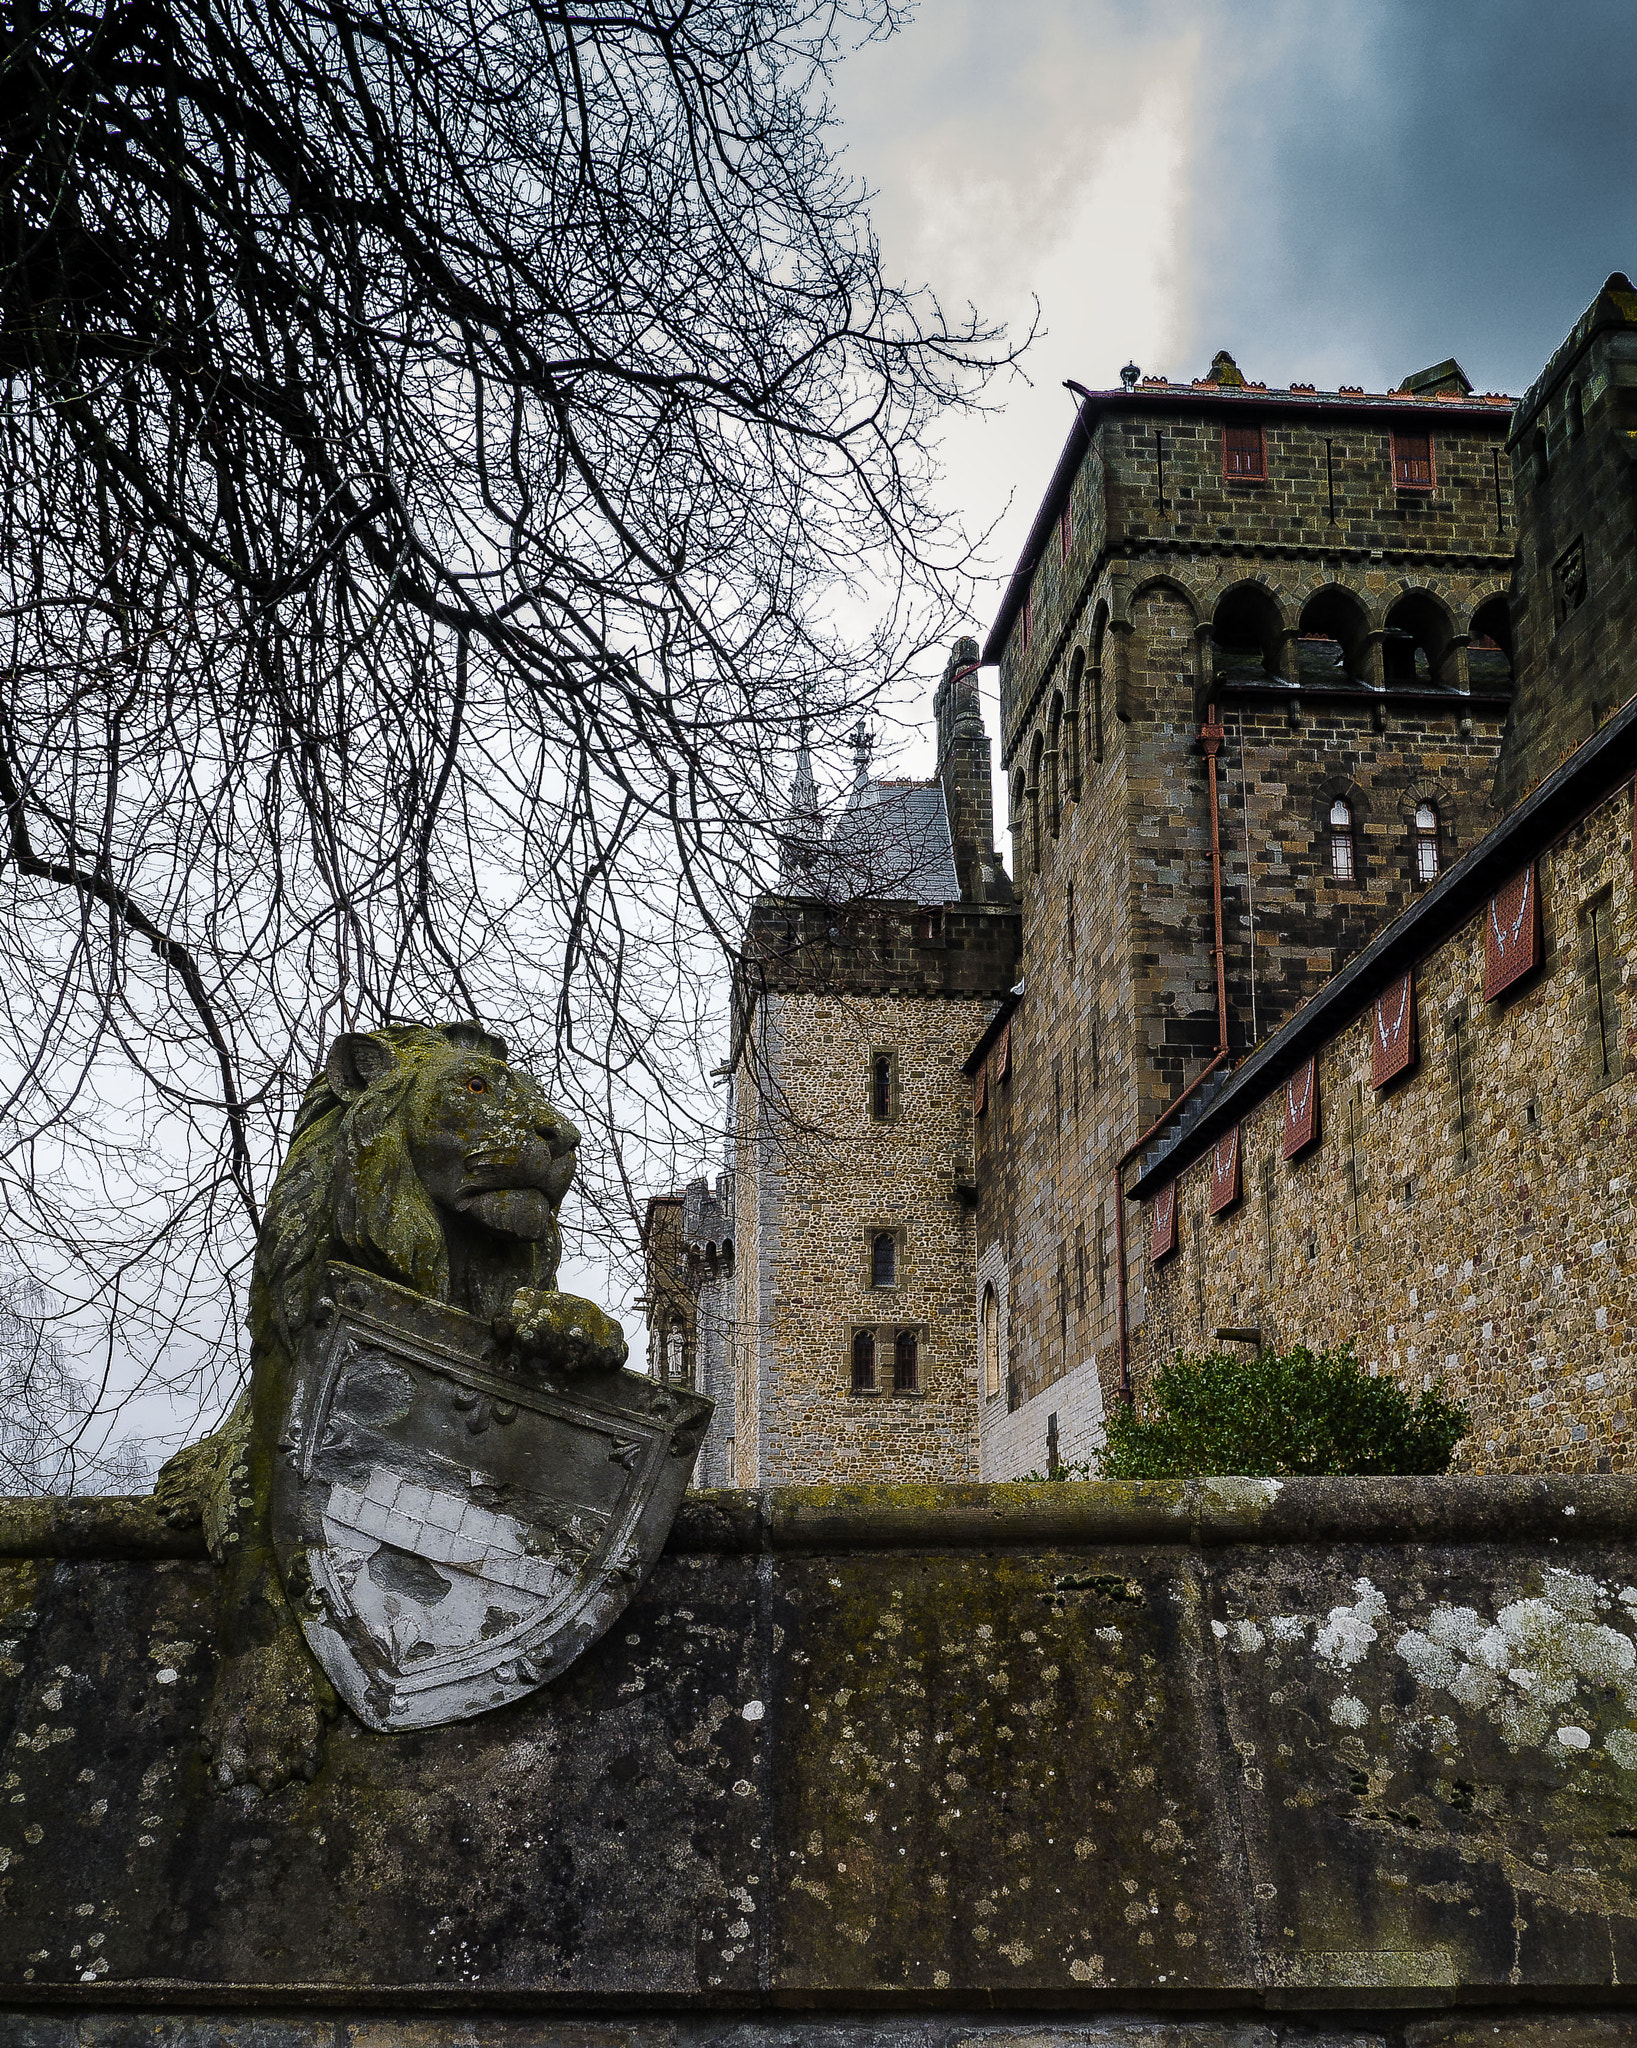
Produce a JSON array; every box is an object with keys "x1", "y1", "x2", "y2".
[
  {"x1": 717, "y1": 646, "x2": 1020, "y2": 1485},
  {"x1": 969, "y1": 347, "x2": 1519, "y2": 1474}
]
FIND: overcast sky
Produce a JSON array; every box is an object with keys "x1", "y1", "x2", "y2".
[
  {"x1": 597, "y1": 0, "x2": 1637, "y2": 1362},
  {"x1": 832, "y1": 0, "x2": 1637, "y2": 778}
]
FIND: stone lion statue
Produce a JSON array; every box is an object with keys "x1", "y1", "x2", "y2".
[{"x1": 155, "y1": 1021, "x2": 626, "y2": 1791}]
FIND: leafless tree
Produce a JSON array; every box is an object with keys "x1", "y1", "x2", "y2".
[{"x1": 0, "y1": 0, "x2": 1018, "y2": 1466}]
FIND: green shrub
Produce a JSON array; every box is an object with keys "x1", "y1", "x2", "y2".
[{"x1": 1096, "y1": 1342, "x2": 1468, "y2": 1480}]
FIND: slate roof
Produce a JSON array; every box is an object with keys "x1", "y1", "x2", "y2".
[{"x1": 784, "y1": 775, "x2": 961, "y2": 907}]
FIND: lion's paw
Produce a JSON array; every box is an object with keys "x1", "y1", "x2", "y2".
[
  {"x1": 200, "y1": 1630, "x2": 336, "y2": 1793},
  {"x1": 151, "y1": 1436, "x2": 218, "y2": 1529},
  {"x1": 498, "y1": 1287, "x2": 627, "y2": 1375}
]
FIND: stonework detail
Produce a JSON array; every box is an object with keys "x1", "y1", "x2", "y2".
[
  {"x1": 972, "y1": 353, "x2": 1518, "y2": 1455},
  {"x1": 731, "y1": 988, "x2": 992, "y2": 1483},
  {"x1": 1135, "y1": 755, "x2": 1637, "y2": 1471}
]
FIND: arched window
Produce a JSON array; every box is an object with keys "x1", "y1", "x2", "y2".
[
  {"x1": 871, "y1": 1232, "x2": 897, "y2": 1288},
  {"x1": 1415, "y1": 802, "x2": 1440, "y2": 885},
  {"x1": 1029, "y1": 733, "x2": 1045, "y2": 875},
  {"x1": 871, "y1": 1051, "x2": 893, "y2": 1121},
  {"x1": 982, "y1": 1285, "x2": 1001, "y2": 1398},
  {"x1": 893, "y1": 1329, "x2": 919, "y2": 1394},
  {"x1": 1046, "y1": 693, "x2": 1063, "y2": 836},
  {"x1": 1065, "y1": 650, "x2": 1083, "y2": 798},
  {"x1": 851, "y1": 1329, "x2": 876, "y2": 1393},
  {"x1": 1066, "y1": 877, "x2": 1077, "y2": 956},
  {"x1": 1329, "y1": 799, "x2": 1355, "y2": 881}
]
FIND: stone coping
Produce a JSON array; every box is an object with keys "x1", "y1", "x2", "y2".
[{"x1": 2, "y1": 1474, "x2": 1631, "y2": 1562}]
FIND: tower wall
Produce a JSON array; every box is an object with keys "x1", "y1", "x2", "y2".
[
  {"x1": 1496, "y1": 274, "x2": 1637, "y2": 806},
  {"x1": 973, "y1": 372, "x2": 1519, "y2": 1458}
]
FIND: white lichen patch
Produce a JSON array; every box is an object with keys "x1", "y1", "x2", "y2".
[
  {"x1": 1329, "y1": 1694, "x2": 1369, "y2": 1729},
  {"x1": 1390, "y1": 1570, "x2": 1637, "y2": 1758},
  {"x1": 1316, "y1": 1581, "x2": 1389, "y2": 1669}
]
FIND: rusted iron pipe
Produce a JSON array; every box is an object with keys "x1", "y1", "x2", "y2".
[{"x1": 1111, "y1": 704, "x2": 1233, "y2": 1405}]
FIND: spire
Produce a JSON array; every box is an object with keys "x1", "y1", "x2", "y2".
[
  {"x1": 848, "y1": 718, "x2": 874, "y2": 794},
  {"x1": 778, "y1": 736, "x2": 824, "y2": 889}
]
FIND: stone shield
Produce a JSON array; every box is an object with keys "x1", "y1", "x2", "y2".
[{"x1": 271, "y1": 1262, "x2": 712, "y2": 1732}]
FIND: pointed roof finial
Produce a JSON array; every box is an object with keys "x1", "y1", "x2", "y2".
[{"x1": 849, "y1": 718, "x2": 874, "y2": 791}]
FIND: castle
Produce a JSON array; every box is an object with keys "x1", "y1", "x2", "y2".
[{"x1": 647, "y1": 274, "x2": 1637, "y2": 1483}]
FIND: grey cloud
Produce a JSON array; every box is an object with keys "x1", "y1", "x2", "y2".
[{"x1": 1182, "y1": 0, "x2": 1637, "y2": 392}]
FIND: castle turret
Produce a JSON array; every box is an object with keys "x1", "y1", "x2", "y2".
[
  {"x1": 1495, "y1": 272, "x2": 1637, "y2": 807},
  {"x1": 934, "y1": 636, "x2": 1009, "y2": 904}
]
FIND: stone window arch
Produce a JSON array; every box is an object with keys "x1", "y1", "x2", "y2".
[
  {"x1": 1046, "y1": 692, "x2": 1064, "y2": 837},
  {"x1": 982, "y1": 1283, "x2": 1001, "y2": 1399},
  {"x1": 851, "y1": 1328, "x2": 876, "y2": 1394},
  {"x1": 1469, "y1": 593, "x2": 1514, "y2": 695},
  {"x1": 1383, "y1": 589, "x2": 1457, "y2": 688},
  {"x1": 1211, "y1": 582, "x2": 1285, "y2": 684},
  {"x1": 1065, "y1": 648, "x2": 1084, "y2": 798},
  {"x1": 1298, "y1": 584, "x2": 1370, "y2": 682},
  {"x1": 1029, "y1": 730, "x2": 1045, "y2": 875},
  {"x1": 1329, "y1": 798, "x2": 1356, "y2": 882},
  {"x1": 1414, "y1": 800, "x2": 1440, "y2": 886}
]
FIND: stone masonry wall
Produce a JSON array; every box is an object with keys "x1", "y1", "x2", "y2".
[
  {"x1": 1497, "y1": 278, "x2": 1637, "y2": 807},
  {"x1": 734, "y1": 990, "x2": 988, "y2": 1484},
  {"x1": 970, "y1": 381, "x2": 1516, "y2": 1478},
  {"x1": 1138, "y1": 780, "x2": 1637, "y2": 1470},
  {"x1": 16, "y1": 1480, "x2": 1637, "y2": 2030}
]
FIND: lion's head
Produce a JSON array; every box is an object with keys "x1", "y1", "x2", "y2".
[{"x1": 256, "y1": 1022, "x2": 581, "y2": 1342}]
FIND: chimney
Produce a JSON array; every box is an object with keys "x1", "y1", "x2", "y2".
[{"x1": 934, "y1": 636, "x2": 1008, "y2": 904}]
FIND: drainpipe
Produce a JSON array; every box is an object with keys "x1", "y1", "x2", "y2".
[{"x1": 1111, "y1": 702, "x2": 1233, "y2": 1404}]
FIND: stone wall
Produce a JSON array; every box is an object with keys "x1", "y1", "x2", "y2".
[
  {"x1": 12, "y1": 1481, "x2": 1637, "y2": 2033},
  {"x1": 966, "y1": 368, "x2": 1518, "y2": 1478},
  {"x1": 732, "y1": 989, "x2": 990, "y2": 1484},
  {"x1": 1496, "y1": 274, "x2": 1637, "y2": 808},
  {"x1": 1133, "y1": 726, "x2": 1637, "y2": 1469}
]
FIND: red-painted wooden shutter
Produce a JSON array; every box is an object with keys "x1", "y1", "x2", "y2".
[
  {"x1": 1282, "y1": 1055, "x2": 1320, "y2": 1158},
  {"x1": 1209, "y1": 1126, "x2": 1242, "y2": 1215},
  {"x1": 1224, "y1": 422, "x2": 1265, "y2": 478},
  {"x1": 1483, "y1": 863, "x2": 1541, "y2": 1002},
  {"x1": 1150, "y1": 1183, "x2": 1178, "y2": 1263},
  {"x1": 1394, "y1": 429, "x2": 1433, "y2": 488},
  {"x1": 974, "y1": 1062, "x2": 987, "y2": 1114},
  {"x1": 1371, "y1": 971, "x2": 1417, "y2": 1088},
  {"x1": 996, "y1": 1022, "x2": 1011, "y2": 1081}
]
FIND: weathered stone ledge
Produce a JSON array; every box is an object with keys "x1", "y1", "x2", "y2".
[
  {"x1": 9, "y1": 1476, "x2": 1637, "y2": 2020},
  {"x1": 5, "y1": 1475, "x2": 1633, "y2": 1562},
  {"x1": 5, "y1": 2009, "x2": 1637, "y2": 2046}
]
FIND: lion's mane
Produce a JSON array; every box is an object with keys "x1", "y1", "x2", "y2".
[{"x1": 255, "y1": 1024, "x2": 560, "y2": 1356}]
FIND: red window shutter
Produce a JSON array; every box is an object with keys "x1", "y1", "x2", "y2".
[
  {"x1": 1394, "y1": 430, "x2": 1433, "y2": 488},
  {"x1": 1150, "y1": 1183, "x2": 1178, "y2": 1264},
  {"x1": 1282, "y1": 1055, "x2": 1320, "y2": 1158},
  {"x1": 1483, "y1": 863, "x2": 1541, "y2": 1001},
  {"x1": 1224, "y1": 422, "x2": 1264, "y2": 478},
  {"x1": 996, "y1": 1021, "x2": 1011, "y2": 1081},
  {"x1": 974, "y1": 1063, "x2": 988, "y2": 1115},
  {"x1": 1209, "y1": 1127, "x2": 1242, "y2": 1216},
  {"x1": 1371, "y1": 971, "x2": 1417, "y2": 1088}
]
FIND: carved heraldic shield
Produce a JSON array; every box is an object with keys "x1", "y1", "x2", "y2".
[{"x1": 272, "y1": 1264, "x2": 711, "y2": 1731}]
